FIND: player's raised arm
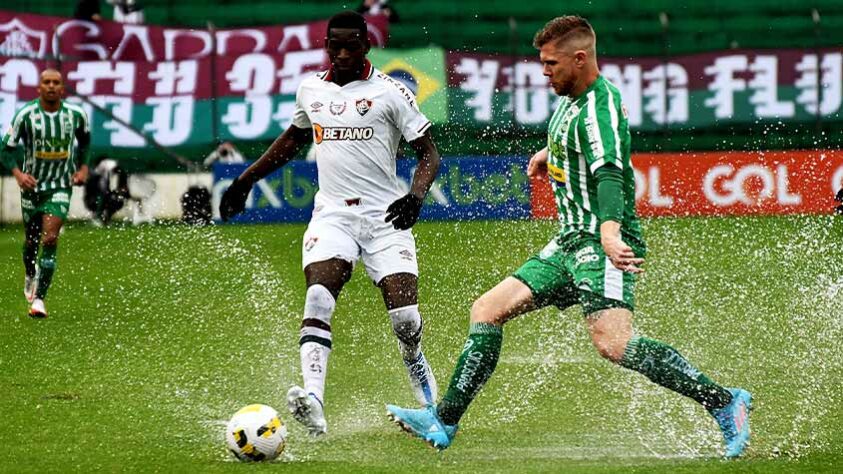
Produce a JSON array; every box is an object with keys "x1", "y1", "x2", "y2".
[{"x1": 219, "y1": 125, "x2": 313, "y2": 221}]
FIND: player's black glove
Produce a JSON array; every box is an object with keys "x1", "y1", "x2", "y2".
[
  {"x1": 385, "y1": 193, "x2": 423, "y2": 230},
  {"x1": 219, "y1": 177, "x2": 251, "y2": 222}
]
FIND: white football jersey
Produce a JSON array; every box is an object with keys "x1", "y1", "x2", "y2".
[{"x1": 291, "y1": 61, "x2": 431, "y2": 210}]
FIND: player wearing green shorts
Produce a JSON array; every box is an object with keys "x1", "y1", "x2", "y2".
[
  {"x1": 387, "y1": 16, "x2": 752, "y2": 458},
  {"x1": 1, "y1": 69, "x2": 91, "y2": 318}
]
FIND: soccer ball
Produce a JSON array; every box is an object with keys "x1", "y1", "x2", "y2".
[{"x1": 225, "y1": 404, "x2": 288, "y2": 462}]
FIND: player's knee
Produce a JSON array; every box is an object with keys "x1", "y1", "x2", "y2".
[
  {"x1": 590, "y1": 330, "x2": 630, "y2": 363},
  {"x1": 469, "y1": 295, "x2": 501, "y2": 324},
  {"x1": 303, "y1": 284, "x2": 336, "y2": 323},
  {"x1": 41, "y1": 233, "x2": 59, "y2": 247},
  {"x1": 389, "y1": 305, "x2": 422, "y2": 346}
]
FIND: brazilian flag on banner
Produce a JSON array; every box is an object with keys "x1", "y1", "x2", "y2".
[{"x1": 369, "y1": 47, "x2": 448, "y2": 123}]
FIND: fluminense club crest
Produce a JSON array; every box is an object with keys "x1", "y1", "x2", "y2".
[
  {"x1": 0, "y1": 18, "x2": 48, "y2": 58},
  {"x1": 355, "y1": 98, "x2": 372, "y2": 116}
]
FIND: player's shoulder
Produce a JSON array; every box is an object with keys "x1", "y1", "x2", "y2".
[
  {"x1": 298, "y1": 71, "x2": 332, "y2": 92},
  {"x1": 577, "y1": 78, "x2": 621, "y2": 117},
  {"x1": 63, "y1": 101, "x2": 87, "y2": 117},
  {"x1": 589, "y1": 77, "x2": 622, "y2": 106},
  {"x1": 370, "y1": 69, "x2": 418, "y2": 107},
  {"x1": 15, "y1": 100, "x2": 39, "y2": 118},
  {"x1": 599, "y1": 77, "x2": 624, "y2": 106}
]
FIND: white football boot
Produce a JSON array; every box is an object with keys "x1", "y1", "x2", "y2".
[
  {"x1": 286, "y1": 386, "x2": 327, "y2": 436},
  {"x1": 29, "y1": 298, "x2": 47, "y2": 319}
]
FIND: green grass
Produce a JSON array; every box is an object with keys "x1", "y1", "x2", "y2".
[{"x1": 1, "y1": 216, "x2": 841, "y2": 472}]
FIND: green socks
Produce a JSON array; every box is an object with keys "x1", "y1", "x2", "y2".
[
  {"x1": 437, "y1": 322, "x2": 503, "y2": 426},
  {"x1": 620, "y1": 336, "x2": 732, "y2": 411},
  {"x1": 23, "y1": 240, "x2": 38, "y2": 278},
  {"x1": 35, "y1": 244, "x2": 57, "y2": 300}
]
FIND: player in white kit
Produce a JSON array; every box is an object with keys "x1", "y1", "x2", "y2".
[{"x1": 219, "y1": 11, "x2": 442, "y2": 436}]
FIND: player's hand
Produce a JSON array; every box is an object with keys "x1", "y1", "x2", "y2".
[
  {"x1": 527, "y1": 147, "x2": 549, "y2": 178},
  {"x1": 72, "y1": 167, "x2": 89, "y2": 185},
  {"x1": 219, "y1": 177, "x2": 252, "y2": 222},
  {"x1": 385, "y1": 193, "x2": 423, "y2": 230},
  {"x1": 601, "y1": 235, "x2": 645, "y2": 274},
  {"x1": 13, "y1": 170, "x2": 37, "y2": 191}
]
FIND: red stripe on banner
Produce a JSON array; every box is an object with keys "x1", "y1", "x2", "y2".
[
  {"x1": 529, "y1": 174, "x2": 557, "y2": 220},
  {"x1": 531, "y1": 150, "x2": 843, "y2": 218}
]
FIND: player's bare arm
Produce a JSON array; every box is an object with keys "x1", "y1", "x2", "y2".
[
  {"x1": 385, "y1": 130, "x2": 440, "y2": 230},
  {"x1": 12, "y1": 167, "x2": 37, "y2": 191},
  {"x1": 527, "y1": 146, "x2": 548, "y2": 178},
  {"x1": 219, "y1": 125, "x2": 313, "y2": 221},
  {"x1": 600, "y1": 220, "x2": 644, "y2": 273}
]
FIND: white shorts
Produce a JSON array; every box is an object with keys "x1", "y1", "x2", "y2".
[{"x1": 301, "y1": 204, "x2": 418, "y2": 284}]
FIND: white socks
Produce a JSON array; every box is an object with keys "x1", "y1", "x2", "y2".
[
  {"x1": 298, "y1": 284, "x2": 335, "y2": 404},
  {"x1": 389, "y1": 305, "x2": 438, "y2": 406}
]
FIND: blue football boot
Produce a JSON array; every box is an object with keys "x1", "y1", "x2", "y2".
[
  {"x1": 386, "y1": 404, "x2": 457, "y2": 451},
  {"x1": 710, "y1": 388, "x2": 752, "y2": 458}
]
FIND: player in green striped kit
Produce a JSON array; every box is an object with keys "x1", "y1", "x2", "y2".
[
  {"x1": 1, "y1": 69, "x2": 91, "y2": 318},
  {"x1": 387, "y1": 16, "x2": 752, "y2": 458}
]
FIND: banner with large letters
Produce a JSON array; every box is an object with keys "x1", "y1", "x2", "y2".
[
  {"x1": 448, "y1": 50, "x2": 842, "y2": 131},
  {"x1": 531, "y1": 150, "x2": 843, "y2": 218},
  {"x1": 212, "y1": 156, "x2": 532, "y2": 223},
  {"x1": 2, "y1": 10, "x2": 841, "y2": 152},
  {"x1": 0, "y1": 11, "x2": 389, "y2": 148}
]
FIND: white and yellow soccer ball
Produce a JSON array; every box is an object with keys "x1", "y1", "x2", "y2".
[{"x1": 225, "y1": 404, "x2": 288, "y2": 462}]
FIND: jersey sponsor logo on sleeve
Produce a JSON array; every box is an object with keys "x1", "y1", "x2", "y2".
[
  {"x1": 376, "y1": 73, "x2": 417, "y2": 107},
  {"x1": 547, "y1": 163, "x2": 567, "y2": 184},
  {"x1": 312, "y1": 123, "x2": 374, "y2": 144},
  {"x1": 584, "y1": 116, "x2": 600, "y2": 150},
  {"x1": 329, "y1": 101, "x2": 347, "y2": 116},
  {"x1": 355, "y1": 98, "x2": 372, "y2": 116}
]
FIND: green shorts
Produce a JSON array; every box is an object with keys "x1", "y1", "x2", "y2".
[
  {"x1": 21, "y1": 189, "x2": 72, "y2": 224},
  {"x1": 512, "y1": 232, "x2": 645, "y2": 315}
]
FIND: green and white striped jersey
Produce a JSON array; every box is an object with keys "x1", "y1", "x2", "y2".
[
  {"x1": 2, "y1": 99, "x2": 91, "y2": 193},
  {"x1": 546, "y1": 75, "x2": 643, "y2": 242}
]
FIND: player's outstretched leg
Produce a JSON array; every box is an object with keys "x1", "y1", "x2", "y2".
[
  {"x1": 288, "y1": 284, "x2": 335, "y2": 436},
  {"x1": 387, "y1": 404, "x2": 458, "y2": 451},
  {"x1": 618, "y1": 336, "x2": 752, "y2": 457},
  {"x1": 390, "y1": 305, "x2": 437, "y2": 406},
  {"x1": 387, "y1": 321, "x2": 502, "y2": 451},
  {"x1": 589, "y1": 308, "x2": 751, "y2": 457},
  {"x1": 387, "y1": 278, "x2": 532, "y2": 451}
]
